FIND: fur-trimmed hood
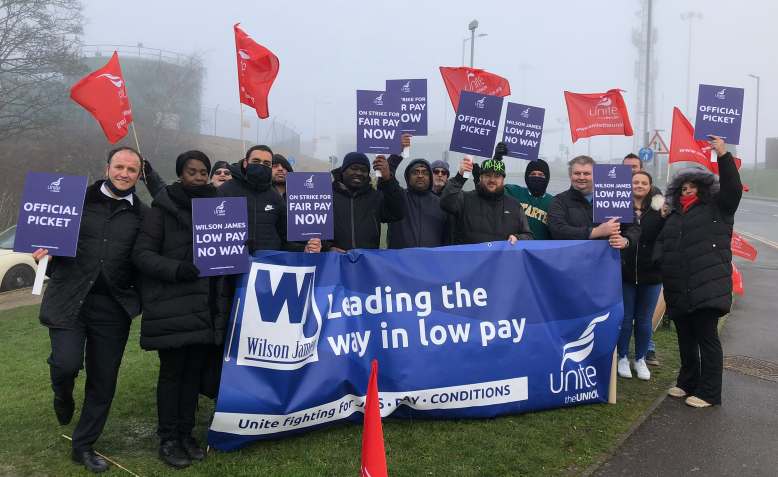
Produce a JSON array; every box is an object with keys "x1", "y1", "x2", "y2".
[{"x1": 665, "y1": 166, "x2": 719, "y2": 210}]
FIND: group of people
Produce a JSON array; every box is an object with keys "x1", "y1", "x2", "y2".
[{"x1": 33, "y1": 133, "x2": 741, "y2": 472}]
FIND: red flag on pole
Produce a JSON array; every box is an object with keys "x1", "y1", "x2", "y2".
[
  {"x1": 731, "y1": 232, "x2": 758, "y2": 261},
  {"x1": 234, "y1": 23, "x2": 279, "y2": 119},
  {"x1": 361, "y1": 360, "x2": 387, "y2": 477},
  {"x1": 69, "y1": 51, "x2": 133, "y2": 144},
  {"x1": 732, "y1": 262, "x2": 744, "y2": 295},
  {"x1": 669, "y1": 107, "x2": 744, "y2": 177},
  {"x1": 563, "y1": 89, "x2": 633, "y2": 143},
  {"x1": 439, "y1": 66, "x2": 511, "y2": 111}
]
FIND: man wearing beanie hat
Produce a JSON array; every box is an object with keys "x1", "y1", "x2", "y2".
[
  {"x1": 440, "y1": 149, "x2": 533, "y2": 245},
  {"x1": 329, "y1": 152, "x2": 404, "y2": 251},
  {"x1": 209, "y1": 161, "x2": 232, "y2": 188},
  {"x1": 429, "y1": 160, "x2": 450, "y2": 196},
  {"x1": 490, "y1": 142, "x2": 554, "y2": 240},
  {"x1": 271, "y1": 154, "x2": 293, "y2": 200}
]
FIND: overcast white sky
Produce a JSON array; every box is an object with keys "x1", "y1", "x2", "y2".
[{"x1": 81, "y1": 0, "x2": 775, "y2": 164}]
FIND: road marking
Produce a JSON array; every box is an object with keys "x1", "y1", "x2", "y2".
[{"x1": 737, "y1": 230, "x2": 778, "y2": 250}]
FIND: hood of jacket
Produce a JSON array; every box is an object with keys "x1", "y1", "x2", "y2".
[
  {"x1": 404, "y1": 158, "x2": 433, "y2": 194},
  {"x1": 666, "y1": 166, "x2": 719, "y2": 210}
]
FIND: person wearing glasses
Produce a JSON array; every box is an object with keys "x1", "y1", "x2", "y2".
[
  {"x1": 429, "y1": 160, "x2": 450, "y2": 196},
  {"x1": 209, "y1": 161, "x2": 232, "y2": 188}
]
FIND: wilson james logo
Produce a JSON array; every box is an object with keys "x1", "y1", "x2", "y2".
[
  {"x1": 237, "y1": 263, "x2": 323, "y2": 370},
  {"x1": 214, "y1": 200, "x2": 227, "y2": 217},
  {"x1": 550, "y1": 313, "x2": 609, "y2": 403},
  {"x1": 304, "y1": 175, "x2": 315, "y2": 189},
  {"x1": 48, "y1": 177, "x2": 63, "y2": 193}
]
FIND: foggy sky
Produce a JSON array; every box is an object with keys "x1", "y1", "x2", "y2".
[{"x1": 81, "y1": 0, "x2": 776, "y2": 164}]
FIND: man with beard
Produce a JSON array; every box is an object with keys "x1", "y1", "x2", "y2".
[
  {"x1": 271, "y1": 153, "x2": 293, "y2": 201},
  {"x1": 329, "y1": 152, "x2": 405, "y2": 251},
  {"x1": 387, "y1": 157, "x2": 448, "y2": 248},
  {"x1": 429, "y1": 160, "x2": 450, "y2": 196},
  {"x1": 440, "y1": 156, "x2": 533, "y2": 245}
]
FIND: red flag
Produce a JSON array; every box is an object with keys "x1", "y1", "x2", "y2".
[
  {"x1": 732, "y1": 262, "x2": 744, "y2": 295},
  {"x1": 235, "y1": 23, "x2": 280, "y2": 119},
  {"x1": 731, "y1": 232, "x2": 758, "y2": 261},
  {"x1": 439, "y1": 66, "x2": 510, "y2": 111},
  {"x1": 361, "y1": 360, "x2": 387, "y2": 477},
  {"x1": 69, "y1": 51, "x2": 133, "y2": 144},
  {"x1": 669, "y1": 107, "x2": 713, "y2": 168},
  {"x1": 563, "y1": 89, "x2": 633, "y2": 143}
]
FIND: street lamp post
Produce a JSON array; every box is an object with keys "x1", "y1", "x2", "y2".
[
  {"x1": 461, "y1": 33, "x2": 488, "y2": 66},
  {"x1": 468, "y1": 20, "x2": 479, "y2": 67},
  {"x1": 748, "y1": 74, "x2": 760, "y2": 170},
  {"x1": 681, "y1": 11, "x2": 703, "y2": 117}
]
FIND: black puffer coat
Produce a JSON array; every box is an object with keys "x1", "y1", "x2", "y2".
[
  {"x1": 655, "y1": 152, "x2": 742, "y2": 317},
  {"x1": 132, "y1": 183, "x2": 229, "y2": 350},
  {"x1": 40, "y1": 181, "x2": 146, "y2": 328},
  {"x1": 621, "y1": 190, "x2": 666, "y2": 284},
  {"x1": 330, "y1": 168, "x2": 405, "y2": 250},
  {"x1": 440, "y1": 173, "x2": 533, "y2": 244},
  {"x1": 387, "y1": 159, "x2": 449, "y2": 248}
]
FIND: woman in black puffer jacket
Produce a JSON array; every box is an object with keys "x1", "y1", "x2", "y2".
[
  {"x1": 133, "y1": 151, "x2": 228, "y2": 469},
  {"x1": 655, "y1": 136, "x2": 742, "y2": 408}
]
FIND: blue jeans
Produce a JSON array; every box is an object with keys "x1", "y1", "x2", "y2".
[{"x1": 618, "y1": 283, "x2": 662, "y2": 360}]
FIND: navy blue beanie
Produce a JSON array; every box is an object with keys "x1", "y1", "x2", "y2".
[{"x1": 341, "y1": 152, "x2": 370, "y2": 170}]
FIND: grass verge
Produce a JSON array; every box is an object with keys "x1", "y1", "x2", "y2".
[{"x1": 0, "y1": 305, "x2": 680, "y2": 477}]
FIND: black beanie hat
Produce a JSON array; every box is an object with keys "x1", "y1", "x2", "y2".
[
  {"x1": 524, "y1": 158, "x2": 550, "y2": 182},
  {"x1": 272, "y1": 154, "x2": 294, "y2": 173},
  {"x1": 210, "y1": 161, "x2": 230, "y2": 178},
  {"x1": 176, "y1": 150, "x2": 211, "y2": 177},
  {"x1": 341, "y1": 152, "x2": 370, "y2": 170},
  {"x1": 480, "y1": 158, "x2": 506, "y2": 177}
]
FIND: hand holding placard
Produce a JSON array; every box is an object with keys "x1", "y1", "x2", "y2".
[
  {"x1": 373, "y1": 155, "x2": 390, "y2": 181},
  {"x1": 707, "y1": 135, "x2": 727, "y2": 156},
  {"x1": 460, "y1": 156, "x2": 474, "y2": 179}
]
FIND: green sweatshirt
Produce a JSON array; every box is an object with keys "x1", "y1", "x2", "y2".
[{"x1": 504, "y1": 184, "x2": 553, "y2": 240}]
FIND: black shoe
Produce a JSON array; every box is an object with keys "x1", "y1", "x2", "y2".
[
  {"x1": 180, "y1": 435, "x2": 206, "y2": 461},
  {"x1": 53, "y1": 395, "x2": 75, "y2": 425},
  {"x1": 71, "y1": 449, "x2": 109, "y2": 473},
  {"x1": 645, "y1": 350, "x2": 660, "y2": 366},
  {"x1": 159, "y1": 440, "x2": 191, "y2": 469}
]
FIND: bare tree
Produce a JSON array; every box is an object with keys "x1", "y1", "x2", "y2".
[{"x1": 0, "y1": 0, "x2": 85, "y2": 140}]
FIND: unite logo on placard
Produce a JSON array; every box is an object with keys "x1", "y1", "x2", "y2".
[
  {"x1": 304, "y1": 175, "x2": 315, "y2": 190},
  {"x1": 373, "y1": 93, "x2": 384, "y2": 106},
  {"x1": 715, "y1": 88, "x2": 727, "y2": 100},
  {"x1": 214, "y1": 200, "x2": 227, "y2": 217},
  {"x1": 401, "y1": 81, "x2": 411, "y2": 93},
  {"x1": 607, "y1": 167, "x2": 617, "y2": 179},
  {"x1": 549, "y1": 313, "x2": 609, "y2": 403},
  {"x1": 237, "y1": 263, "x2": 323, "y2": 370},
  {"x1": 520, "y1": 108, "x2": 530, "y2": 119},
  {"x1": 475, "y1": 97, "x2": 486, "y2": 109},
  {"x1": 48, "y1": 177, "x2": 63, "y2": 193}
]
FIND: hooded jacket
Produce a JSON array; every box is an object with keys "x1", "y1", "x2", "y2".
[
  {"x1": 440, "y1": 173, "x2": 533, "y2": 244},
  {"x1": 387, "y1": 159, "x2": 449, "y2": 248},
  {"x1": 39, "y1": 181, "x2": 147, "y2": 328},
  {"x1": 621, "y1": 190, "x2": 666, "y2": 284},
  {"x1": 655, "y1": 152, "x2": 742, "y2": 317},
  {"x1": 132, "y1": 183, "x2": 229, "y2": 350},
  {"x1": 330, "y1": 167, "x2": 405, "y2": 250}
]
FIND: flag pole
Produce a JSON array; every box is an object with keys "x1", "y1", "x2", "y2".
[
  {"x1": 130, "y1": 122, "x2": 146, "y2": 183},
  {"x1": 240, "y1": 104, "x2": 247, "y2": 152}
]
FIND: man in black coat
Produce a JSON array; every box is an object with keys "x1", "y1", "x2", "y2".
[
  {"x1": 655, "y1": 136, "x2": 741, "y2": 408},
  {"x1": 387, "y1": 157, "x2": 449, "y2": 248},
  {"x1": 219, "y1": 145, "x2": 320, "y2": 254},
  {"x1": 329, "y1": 152, "x2": 405, "y2": 251},
  {"x1": 440, "y1": 156, "x2": 533, "y2": 245},
  {"x1": 548, "y1": 155, "x2": 637, "y2": 250},
  {"x1": 32, "y1": 147, "x2": 148, "y2": 473}
]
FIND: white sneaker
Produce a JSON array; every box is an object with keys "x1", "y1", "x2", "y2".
[
  {"x1": 667, "y1": 386, "x2": 687, "y2": 398},
  {"x1": 617, "y1": 357, "x2": 632, "y2": 378},
  {"x1": 634, "y1": 359, "x2": 651, "y2": 380}
]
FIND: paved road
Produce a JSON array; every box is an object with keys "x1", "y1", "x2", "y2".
[
  {"x1": 735, "y1": 198, "x2": 778, "y2": 245},
  {"x1": 594, "y1": 240, "x2": 778, "y2": 476}
]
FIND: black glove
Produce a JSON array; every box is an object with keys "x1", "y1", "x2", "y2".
[
  {"x1": 472, "y1": 163, "x2": 481, "y2": 185},
  {"x1": 176, "y1": 262, "x2": 200, "y2": 282},
  {"x1": 142, "y1": 159, "x2": 154, "y2": 181},
  {"x1": 387, "y1": 154, "x2": 403, "y2": 174},
  {"x1": 493, "y1": 142, "x2": 508, "y2": 162}
]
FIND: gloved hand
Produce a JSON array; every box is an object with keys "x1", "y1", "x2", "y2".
[
  {"x1": 176, "y1": 262, "x2": 201, "y2": 282},
  {"x1": 472, "y1": 163, "x2": 481, "y2": 185},
  {"x1": 142, "y1": 159, "x2": 154, "y2": 181},
  {"x1": 387, "y1": 154, "x2": 403, "y2": 174},
  {"x1": 493, "y1": 142, "x2": 508, "y2": 162}
]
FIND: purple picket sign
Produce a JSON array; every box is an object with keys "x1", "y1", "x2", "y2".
[
  {"x1": 286, "y1": 172, "x2": 333, "y2": 242},
  {"x1": 593, "y1": 165, "x2": 633, "y2": 224},
  {"x1": 502, "y1": 102, "x2": 545, "y2": 161},
  {"x1": 14, "y1": 172, "x2": 88, "y2": 257},
  {"x1": 356, "y1": 90, "x2": 402, "y2": 154},
  {"x1": 192, "y1": 197, "x2": 250, "y2": 277},
  {"x1": 449, "y1": 91, "x2": 504, "y2": 158},
  {"x1": 694, "y1": 84, "x2": 744, "y2": 144},
  {"x1": 386, "y1": 79, "x2": 428, "y2": 136}
]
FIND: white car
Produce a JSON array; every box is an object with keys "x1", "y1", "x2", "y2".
[{"x1": 0, "y1": 226, "x2": 37, "y2": 292}]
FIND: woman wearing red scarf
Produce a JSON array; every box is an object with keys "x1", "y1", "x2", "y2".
[{"x1": 655, "y1": 136, "x2": 742, "y2": 408}]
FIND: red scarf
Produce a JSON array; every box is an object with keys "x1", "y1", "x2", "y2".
[{"x1": 680, "y1": 194, "x2": 699, "y2": 213}]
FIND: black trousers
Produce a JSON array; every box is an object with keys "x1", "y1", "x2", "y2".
[
  {"x1": 48, "y1": 294, "x2": 131, "y2": 452},
  {"x1": 673, "y1": 309, "x2": 723, "y2": 404},
  {"x1": 157, "y1": 344, "x2": 208, "y2": 441}
]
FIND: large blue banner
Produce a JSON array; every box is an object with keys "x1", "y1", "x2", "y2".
[{"x1": 209, "y1": 240, "x2": 622, "y2": 451}]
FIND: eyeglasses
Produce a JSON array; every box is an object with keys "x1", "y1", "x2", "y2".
[
  {"x1": 432, "y1": 169, "x2": 449, "y2": 176},
  {"x1": 213, "y1": 170, "x2": 231, "y2": 176},
  {"x1": 410, "y1": 169, "x2": 430, "y2": 177}
]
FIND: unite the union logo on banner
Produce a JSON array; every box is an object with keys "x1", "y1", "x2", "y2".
[
  {"x1": 715, "y1": 88, "x2": 727, "y2": 100},
  {"x1": 373, "y1": 93, "x2": 384, "y2": 106},
  {"x1": 520, "y1": 107, "x2": 530, "y2": 119},
  {"x1": 607, "y1": 167, "x2": 617, "y2": 179},
  {"x1": 48, "y1": 177, "x2": 63, "y2": 193},
  {"x1": 549, "y1": 312, "x2": 609, "y2": 403},
  {"x1": 214, "y1": 200, "x2": 227, "y2": 217},
  {"x1": 401, "y1": 81, "x2": 411, "y2": 93},
  {"x1": 304, "y1": 175, "x2": 315, "y2": 190},
  {"x1": 236, "y1": 263, "x2": 323, "y2": 370},
  {"x1": 475, "y1": 97, "x2": 486, "y2": 109}
]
